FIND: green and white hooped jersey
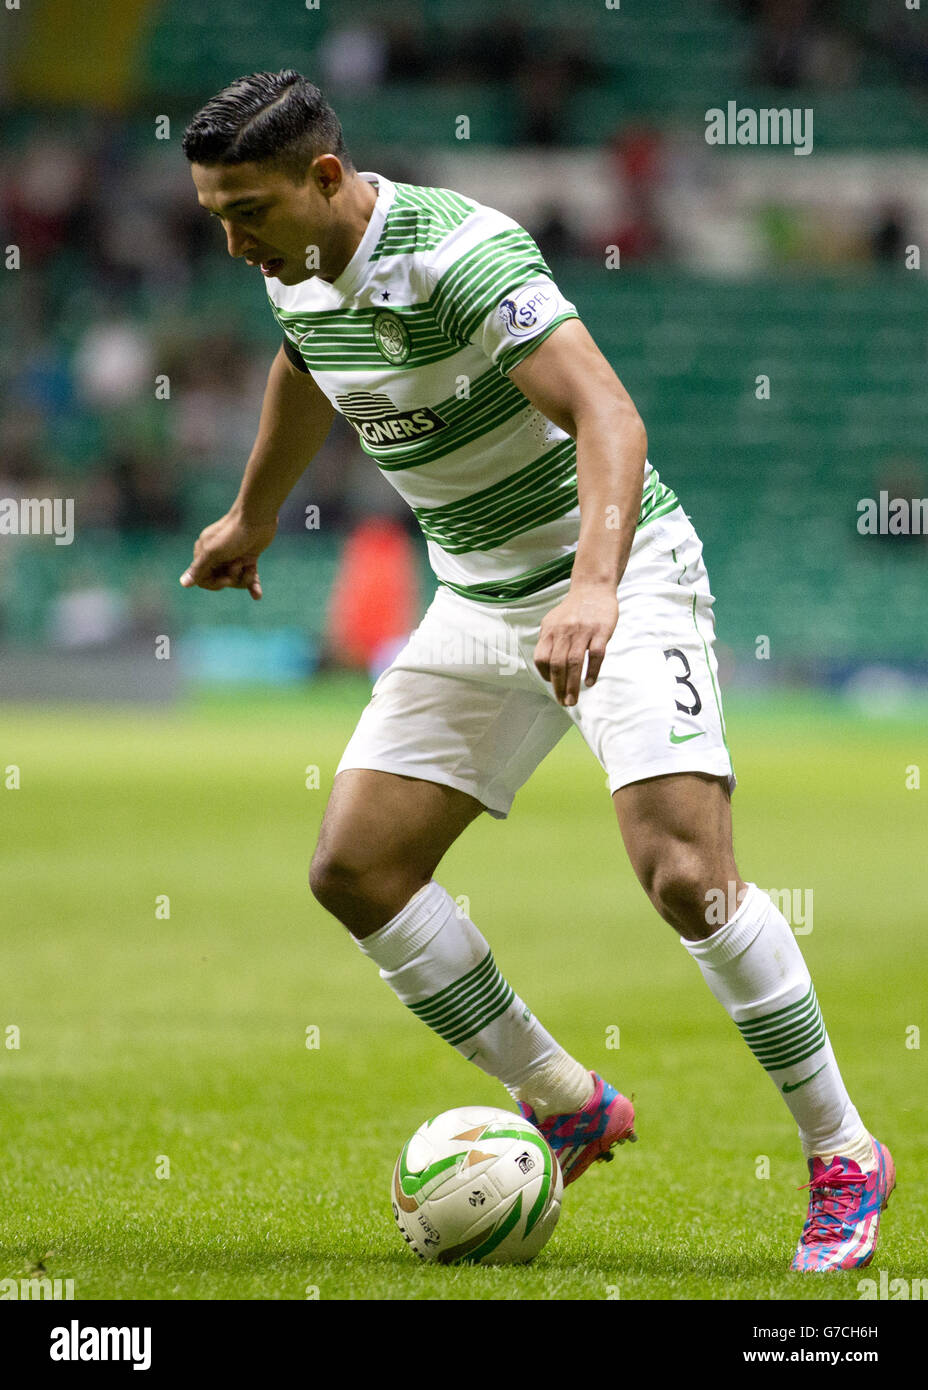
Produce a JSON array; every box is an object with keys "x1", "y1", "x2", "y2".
[{"x1": 268, "y1": 172, "x2": 679, "y2": 604}]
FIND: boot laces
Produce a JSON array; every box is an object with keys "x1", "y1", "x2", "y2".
[{"x1": 798, "y1": 1162, "x2": 866, "y2": 1242}]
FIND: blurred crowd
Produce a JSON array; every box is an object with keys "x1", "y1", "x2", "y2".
[
  {"x1": 735, "y1": 0, "x2": 928, "y2": 89},
  {"x1": 317, "y1": 3, "x2": 928, "y2": 124},
  {"x1": 319, "y1": 11, "x2": 605, "y2": 148}
]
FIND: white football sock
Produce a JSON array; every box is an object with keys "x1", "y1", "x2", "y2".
[
  {"x1": 513, "y1": 1050, "x2": 595, "y2": 1121},
  {"x1": 682, "y1": 882, "x2": 873, "y2": 1168},
  {"x1": 355, "y1": 880, "x2": 587, "y2": 1111}
]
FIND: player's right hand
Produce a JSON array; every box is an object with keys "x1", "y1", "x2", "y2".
[{"x1": 179, "y1": 509, "x2": 278, "y2": 601}]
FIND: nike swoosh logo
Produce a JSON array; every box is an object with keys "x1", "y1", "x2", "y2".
[
  {"x1": 669, "y1": 729, "x2": 706, "y2": 744},
  {"x1": 783, "y1": 1063, "x2": 827, "y2": 1093},
  {"x1": 295, "y1": 330, "x2": 315, "y2": 343}
]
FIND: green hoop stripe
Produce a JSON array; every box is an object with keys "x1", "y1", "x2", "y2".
[
  {"x1": 270, "y1": 301, "x2": 460, "y2": 373},
  {"x1": 747, "y1": 1016, "x2": 826, "y2": 1062},
  {"x1": 430, "y1": 229, "x2": 552, "y2": 344},
  {"x1": 433, "y1": 473, "x2": 681, "y2": 603},
  {"x1": 748, "y1": 1023, "x2": 827, "y2": 1066},
  {"x1": 411, "y1": 977, "x2": 503, "y2": 1033},
  {"x1": 742, "y1": 1000, "x2": 822, "y2": 1044},
  {"x1": 739, "y1": 983, "x2": 815, "y2": 1034},
  {"x1": 745, "y1": 1012, "x2": 827, "y2": 1061},
  {"x1": 438, "y1": 552, "x2": 577, "y2": 603},
  {"x1": 408, "y1": 950, "x2": 516, "y2": 1047},
  {"x1": 737, "y1": 985, "x2": 828, "y2": 1072},
  {"x1": 414, "y1": 440, "x2": 577, "y2": 554},
  {"x1": 740, "y1": 992, "x2": 821, "y2": 1041},
  {"x1": 368, "y1": 185, "x2": 474, "y2": 262},
  {"x1": 409, "y1": 950, "x2": 498, "y2": 1022},
  {"x1": 752, "y1": 1032, "x2": 829, "y2": 1075},
  {"x1": 644, "y1": 492, "x2": 682, "y2": 525},
  {"x1": 434, "y1": 980, "x2": 515, "y2": 1049},
  {"x1": 370, "y1": 370, "x2": 531, "y2": 472},
  {"x1": 415, "y1": 974, "x2": 514, "y2": 1047}
]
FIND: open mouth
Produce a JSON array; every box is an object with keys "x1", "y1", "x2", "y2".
[{"x1": 259, "y1": 257, "x2": 285, "y2": 276}]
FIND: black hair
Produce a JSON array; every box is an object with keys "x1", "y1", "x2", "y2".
[{"x1": 182, "y1": 69, "x2": 352, "y2": 180}]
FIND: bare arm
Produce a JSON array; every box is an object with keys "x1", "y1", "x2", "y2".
[
  {"x1": 507, "y1": 317, "x2": 648, "y2": 705},
  {"x1": 180, "y1": 344, "x2": 335, "y2": 597}
]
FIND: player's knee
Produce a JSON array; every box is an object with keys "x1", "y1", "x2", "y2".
[
  {"x1": 647, "y1": 847, "x2": 714, "y2": 937},
  {"x1": 308, "y1": 845, "x2": 365, "y2": 913},
  {"x1": 309, "y1": 843, "x2": 424, "y2": 929}
]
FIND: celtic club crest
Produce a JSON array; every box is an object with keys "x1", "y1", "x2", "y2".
[{"x1": 373, "y1": 310, "x2": 411, "y2": 364}]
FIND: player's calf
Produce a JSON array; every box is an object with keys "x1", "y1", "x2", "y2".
[{"x1": 615, "y1": 773, "x2": 742, "y2": 941}]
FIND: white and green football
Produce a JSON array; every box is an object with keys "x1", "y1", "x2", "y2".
[{"x1": 391, "y1": 1105, "x2": 563, "y2": 1265}]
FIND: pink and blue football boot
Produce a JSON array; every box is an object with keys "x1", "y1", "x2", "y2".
[
  {"x1": 518, "y1": 1072, "x2": 636, "y2": 1186},
  {"x1": 791, "y1": 1137, "x2": 895, "y2": 1271}
]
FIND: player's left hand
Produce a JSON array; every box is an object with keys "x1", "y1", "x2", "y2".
[{"x1": 534, "y1": 585, "x2": 618, "y2": 707}]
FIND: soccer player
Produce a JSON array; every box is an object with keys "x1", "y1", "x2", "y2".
[{"x1": 180, "y1": 70, "x2": 893, "y2": 1271}]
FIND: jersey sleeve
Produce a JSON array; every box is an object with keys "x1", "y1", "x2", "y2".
[
  {"x1": 429, "y1": 218, "x2": 579, "y2": 376},
  {"x1": 266, "y1": 283, "x2": 311, "y2": 374},
  {"x1": 282, "y1": 335, "x2": 310, "y2": 373}
]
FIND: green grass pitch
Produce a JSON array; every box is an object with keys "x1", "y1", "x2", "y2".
[{"x1": 2, "y1": 681, "x2": 924, "y2": 1300}]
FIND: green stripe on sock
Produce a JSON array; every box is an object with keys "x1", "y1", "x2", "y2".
[
  {"x1": 755, "y1": 1031, "x2": 828, "y2": 1074},
  {"x1": 739, "y1": 997, "x2": 820, "y2": 1043},
  {"x1": 409, "y1": 952, "x2": 497, "y2": 1023},
  {"x1": 408, "y1": 950, "x2": 516, "y2": 1047},
  {"x1": 444, "y1": 982, "x2": 515, "y2": 1048},
  {"x1": 416, "y1": 968, "x2": 508, "y2": 1037},
  {"x1": 418, "y1": 974, "x2": 513, "y2": 1045},
  {"x1": 736, "y1": 984, "x2": 828, "y2": 1073},
  {"x1": 743, "y1": 1007, "x2": 823, "y2": 1057},
  {"x1": 738, "y1": 982, "x2": 814, "y2": 1035},
  {"x1": 750, "y1": 1028, "x2": 827, "y2": 1068}
]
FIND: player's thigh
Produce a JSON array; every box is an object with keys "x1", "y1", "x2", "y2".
[{"x1": 312, "y1": 768, "x2": 485, "y2": 886}]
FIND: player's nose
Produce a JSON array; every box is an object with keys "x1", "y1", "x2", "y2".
[{"x1": 225, "y1": 224, "x2": 255, "y2": 260}]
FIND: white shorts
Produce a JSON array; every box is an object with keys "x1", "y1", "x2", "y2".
[{"x1": 336, "y1": 508, "x2": 735, "y2": 818}]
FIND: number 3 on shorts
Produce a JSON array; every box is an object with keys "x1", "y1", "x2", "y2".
[{"x1": 663, "y1": 647, "x2": 702, "y2": 716}]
